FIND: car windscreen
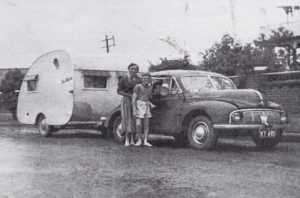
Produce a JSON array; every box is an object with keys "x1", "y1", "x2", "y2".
[
  {"x1": 182, "y1": 75, "x2": 236, "y2": 92},
  {"x1": 210, "y1": 76, "x2": 236, "y2": 90},
  {"x1": 182, "y1": 76, "x2": 215, "y2": 92}
]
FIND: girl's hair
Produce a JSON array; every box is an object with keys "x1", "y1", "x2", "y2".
[{"x1": 127, "y1": 63, "x2": 139, "y2": 72}]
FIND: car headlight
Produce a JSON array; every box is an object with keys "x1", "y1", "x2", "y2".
[{"x1": 232, "y1": 112, "x2": 242, "y2": 123}]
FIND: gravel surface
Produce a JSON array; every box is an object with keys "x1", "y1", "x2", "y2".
[{"x1": 0, "y1": 126, "x2": 299, "y2": 198}]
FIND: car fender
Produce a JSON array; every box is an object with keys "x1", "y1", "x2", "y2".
[
  {"x1": 104, "y1": 105, "x2": 121, "y2": 128},
  {"x1": 178, "y1": 100, "x2": 238, "y2": 131}
]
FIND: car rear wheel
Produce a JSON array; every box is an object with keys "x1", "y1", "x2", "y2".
[
  {"x1": 112, "y1": 115, "x2": 125, "y2": 143},
  {"x1": 37, "y1": 115, "x2": 53, "y2": 137},
  {"x1": 251, "y1": 129, "x2": 282, "y2": 149},
  {"x1": 187, "y1": 116, "x2": 217, "y2": 150}
]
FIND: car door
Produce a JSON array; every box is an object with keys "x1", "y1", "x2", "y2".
[{"x1": 150, "y1": 76, "x2": 184, "y2": 134}]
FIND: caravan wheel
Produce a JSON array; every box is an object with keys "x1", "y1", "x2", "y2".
[{"x1": 37, "y1": 115, "x2": 53, "y2": 137}]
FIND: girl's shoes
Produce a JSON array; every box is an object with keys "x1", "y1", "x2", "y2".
[
  {"x1": 135, "y1": 139, "x2": 142, "y2": 146},
  {"x1": 143, "y1": 141, "x2": 152, "y2": 147}
]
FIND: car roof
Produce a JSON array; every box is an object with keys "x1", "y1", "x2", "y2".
[{"x1": 151, "y1": 70, "x2": 226, "y2": 78}]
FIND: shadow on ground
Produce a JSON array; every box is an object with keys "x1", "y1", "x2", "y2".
[{"x1": 52, "y1": 131, "x2": 104, "y2": 139}]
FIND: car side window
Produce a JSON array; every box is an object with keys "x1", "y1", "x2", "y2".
[
  {"x1": 170, "y1": 78, "x2": 179, "y2": 94},
  {"x1": 152, "y1": 77, "x2": 172, "y2": 97}
]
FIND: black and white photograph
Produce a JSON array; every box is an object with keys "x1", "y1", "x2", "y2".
[{"x1": 0, "y1": 0, "x2": 299, "y2": 197}]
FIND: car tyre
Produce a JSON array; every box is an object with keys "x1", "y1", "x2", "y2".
[
  {"x1": 173, "y1": 133, "x2": 188, "y2": 147},
  {"x1": 112, "y1": 115, "x2": 125, "y2": 143},
  {"x1": 97, "y1": 126, "x2": 108, "y2": 138},
  {"x1": 251, "y1": 129, "x2": 282, "y2": 149},
  {"x1": 187, "y1": 116, "x2": 217, "y2": 150},
  {"x1": 37, "y1": 115, "x2": 53, "y2": 137}
]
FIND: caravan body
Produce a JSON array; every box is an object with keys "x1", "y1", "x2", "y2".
[{"x1": 17, "y1": 50, "x2": 124, "y2": 135}]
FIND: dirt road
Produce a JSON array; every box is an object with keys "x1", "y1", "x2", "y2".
[{"x1": 0, "y1": 126, "x2": 299, "y2": 198}]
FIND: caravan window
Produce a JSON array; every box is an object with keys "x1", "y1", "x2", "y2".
[
  {"x1": 27, "y1": 80, "x2": 37, "y2": 91},
  {"x1": 24, "y1": 75, "x2": 38, "y2": 92},
  {"x1": 84, "y1": 75, "x2": 108, "y2": 88}
]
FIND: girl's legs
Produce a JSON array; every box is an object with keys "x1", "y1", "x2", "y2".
[
  {"x1": 135, "y1": 118, "x2": 143, "y2": 146},
  {"x1": 143, "y1": 118, "x2": 152, "y2": 147}
]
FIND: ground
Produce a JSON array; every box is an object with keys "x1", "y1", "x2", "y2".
[{"x1": 0, "y1": 125, "x2": 299, "y2": 198}]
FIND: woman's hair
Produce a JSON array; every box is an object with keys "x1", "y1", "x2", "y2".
[{"x1": 127, "y1": 63, "x2": 139, "y2": 72}]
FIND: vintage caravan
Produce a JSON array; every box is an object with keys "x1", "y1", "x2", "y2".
[{"x1": 17, "y1": 50, "x2": 125, "y2": 137}]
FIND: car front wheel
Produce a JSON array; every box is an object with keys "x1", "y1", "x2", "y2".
[{"x1": 187, "y1": 116, "x2": 217, "y2": 150}]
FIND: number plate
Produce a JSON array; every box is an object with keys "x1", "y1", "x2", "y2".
[{"x1": 259, "y1": 127, "x2": 277, "y2": 138}]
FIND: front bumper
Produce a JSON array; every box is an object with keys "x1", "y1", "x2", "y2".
[{"x1": 213, "y1": 124, "x2": 287, "y2": 130}]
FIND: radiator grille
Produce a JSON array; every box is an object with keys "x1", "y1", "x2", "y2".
[{"x1": 242, "y1": 110, "x2": 281, "y2": 124}]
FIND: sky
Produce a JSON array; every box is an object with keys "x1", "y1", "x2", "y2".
[{"x1": 0, "y1": 0, "x2": 299, "y2": 71}]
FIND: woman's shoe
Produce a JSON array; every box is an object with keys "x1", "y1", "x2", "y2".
[{"x1": 124, "y1": 139, "x2": 130, "y2": 147}]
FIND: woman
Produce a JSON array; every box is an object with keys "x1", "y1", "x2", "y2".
[{"x1": 117, "y1": 63, "x2": 142, "y2": 146}]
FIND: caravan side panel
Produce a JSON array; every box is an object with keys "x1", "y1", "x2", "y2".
[
  {"x1": 71, "y1": 70, "x2": 124, "y2": 121},
  {"x1": 17, "y1": 50, "x2": 74, "y2": 125}
]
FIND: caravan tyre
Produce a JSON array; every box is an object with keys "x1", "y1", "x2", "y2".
[
  {"x1": 37, "y1": 115, "x2": 53, "y2": 137},
  {"x1": 112, "y1": 115, "x2": 125, "y2": 143}
]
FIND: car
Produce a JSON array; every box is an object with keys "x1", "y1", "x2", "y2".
[{"x1": 111, "y1": 70, "x2": 288, "y2": 150}]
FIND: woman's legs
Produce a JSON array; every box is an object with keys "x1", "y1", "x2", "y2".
[
  {"x1": 130, "y1": 133, "x2": 135, "y2": 145},
  {"x1": 124, "y1": 132, "x2": 130, "y2": 146}
]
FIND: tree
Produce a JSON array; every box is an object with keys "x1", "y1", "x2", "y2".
[
  {"x1": 148, "y1": 55, "x2": 202, "y2": 72},
  {"x1": 255, "y1": 26, "x2": 294, "y2": 46},
  {"x1": 201, "y1": 34, "x2": 259, "y2": 76},
  {"x1": 254, "y1": 26, "x2": 294, "y2": 71},
  {"x1": 0, "y1": 69, "x2": 25, "y2": 119},
  {"x1": 200, "y1": 34, "x2": 282, "y2": 87}
]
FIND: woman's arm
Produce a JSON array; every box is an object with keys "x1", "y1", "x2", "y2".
[
  {"x1": 117, "y1": 90, "x2": 132, "y2": 98},
  {"x1": 117, "y1": 77, "x2": 132, "y2": 97},
  {"x1": 132, "y1": 92, "x2": 138, "y2": 116}
]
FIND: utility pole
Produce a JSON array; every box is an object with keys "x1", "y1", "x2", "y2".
[
  {"x1": 229, "y1": 0, "x2": 237, "y2": 39},
  {"x1": 259, "y1": 8, "x2": 269, "y2": 34},
  {"x1": 102, "y1": 35, "x2": 115, "y2": 53},
  {"x1": 278, "y1": 5, "x2": 300, "y2": 27}
]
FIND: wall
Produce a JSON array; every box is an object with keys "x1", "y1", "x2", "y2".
[{"x1": 232, "y1": 71, "x2": 300, "y2": 133}]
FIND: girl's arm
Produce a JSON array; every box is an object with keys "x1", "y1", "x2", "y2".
[{"x1": 149, "y1": 101, "x2": 156, "y2": 109}]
